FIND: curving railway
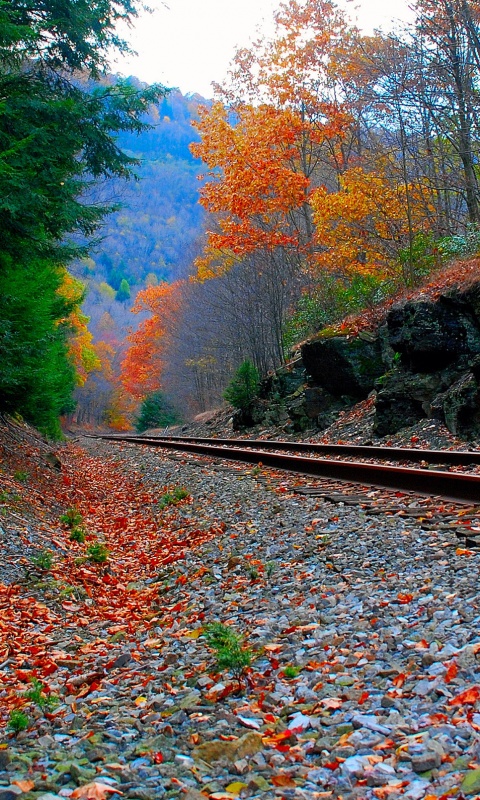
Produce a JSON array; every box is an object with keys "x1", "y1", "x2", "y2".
[{"x1": 88, "y1": 433, "x2": 480, "y2": 505}]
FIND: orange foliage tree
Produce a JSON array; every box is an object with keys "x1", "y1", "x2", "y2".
[
  {"x1": 192, "y1": 103, "x2": 311, "y2": 278},
  {"x1": 120, "y1": 281, "x2": 184, "y2": 399},
  {"x1": 191, "y1": 0, "x2": 356, "y2": 280}
]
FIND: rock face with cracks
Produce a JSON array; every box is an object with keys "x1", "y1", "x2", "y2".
[{"x1": 236, "y1": 279, "x2": 480, "y2": 440}]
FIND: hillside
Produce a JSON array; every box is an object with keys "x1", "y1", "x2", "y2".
[
  {"x1": 75, "y1": 85, "x2": 208, "y2": 347},
  {"x1": 68, "y1": 84, "x2": 211, "y2": 427},
  {"x1": 168, "y1": 259, "x2": 480, "y2": 448},
  {"x1": 78, "y1": 88, "x2": 208, "y2": 293}
]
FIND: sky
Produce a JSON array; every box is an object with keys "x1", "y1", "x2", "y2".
[{"x1": 113, "y1": 0, "x2": 414, "y2": 98}]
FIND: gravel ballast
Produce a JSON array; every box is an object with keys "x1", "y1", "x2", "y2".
[{"x1": 1, "y1": 433, "x2": 480, "y2": 800}]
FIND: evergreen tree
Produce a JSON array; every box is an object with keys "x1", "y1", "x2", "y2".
[
  {"x1": 0, "y1": 252, "x2": 77, "y2": 438},
  {"x1": 223, "y1": 361, "x2": 260, "y2": 410},
  {"x1": 0, "y1": 0, "x2": 167, "y2": 435},
  {"x1": 116, "y1": 278, "x2": 131, "y2": 302},
  {"x1": 135, "y1": 392, "x2": 181, "y2": 432}
]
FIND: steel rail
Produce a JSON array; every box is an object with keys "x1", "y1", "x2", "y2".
[
  {"x1": 143, "y1": 435, "x2": 480, "y2": 466},
  {"x1": 90, "y1": 434, "x2": 480, "y2": 503}
]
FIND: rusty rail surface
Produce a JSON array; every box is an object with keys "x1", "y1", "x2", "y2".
[
  {"x1": 88, "y1": 434, "x2": 480, "y2": 504},
  {"x1": 146, "y1": 435, "x2": 480, "y2": 466}
]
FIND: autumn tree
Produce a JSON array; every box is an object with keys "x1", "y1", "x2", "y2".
[
  {"x1": 120, "y1": 282, "x2": 183, "y2": 399},
  {"x1": 311, "y1": 163, "x2": 434, "y2": 283},
  {"x1": 59, "y1": 273, "x2": 101, "y2": 387},
  {"x1": 192, "y1": 0, "x2": 356, "y2": 282},
  {"x1": 70, "y1": 347, "x2": 111, "y2": 427}
]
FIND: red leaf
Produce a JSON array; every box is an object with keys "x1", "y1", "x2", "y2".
[{"x1": 444, "y1": 661, "x2": 458, "y2": 683}]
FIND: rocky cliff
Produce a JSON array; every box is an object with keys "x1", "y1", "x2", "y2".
[{"x1": 235, "y1": 279, "x2": 480, "y2": 442}]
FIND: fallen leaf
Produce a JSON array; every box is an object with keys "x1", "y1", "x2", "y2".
[
  {"x1": 456, "y1": 547, "x2": 475, "y2": 556},
  {"x1": 134, "y1": 696, "x2": 147, "y2": 707},
  {"x1": 225, "y1": 782, "x2": 248, "y2": 794},
  {"x1": 12, "y1": 780, "x2": 35, "y2": 791},
  {"x1": 318, "y1": 697, "x2": 343, "y2": 709},
  {"x1": 449, "y1": 686, "x2": 480, "y2": 706},
  {"x1": 184, "y1": 628, "x2": 203, "y2": 638},
  {"x1": 71, "y1": 782, "x2": 123, "y2": 799},
  {"x1": 271, "y1": 774, "x2": 296, "y2": 787},
  {"x1": 444, "y1": 661, "x2": 458, "y2": 683}
]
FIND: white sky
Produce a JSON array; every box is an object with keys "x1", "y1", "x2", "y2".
[{"x1": 113, "y1": 0, "x2": 414, "y2": 98}]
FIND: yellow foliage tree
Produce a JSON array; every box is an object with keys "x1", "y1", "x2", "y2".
[
  {"x1": 311, "y1": 166, "x2": 435, "y2": 281},
  {"x1": 57, "y1": 271, "x2": 101, "y2": 386}
]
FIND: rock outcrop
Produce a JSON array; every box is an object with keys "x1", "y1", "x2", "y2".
[
  {"x1": 236, "y1": 279, "x2": 480, "y2": 441},
  {"x1": 301, "y1": 333, "x2": 385, "y2": 397}
]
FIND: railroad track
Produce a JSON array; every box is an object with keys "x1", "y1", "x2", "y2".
[{"x1": 88, "y1": 433, "x2": 480, "y2": 504}]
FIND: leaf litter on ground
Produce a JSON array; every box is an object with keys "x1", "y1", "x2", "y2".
[{"x1": 0, "y1": 419, "x2": 480, "y2": 800}]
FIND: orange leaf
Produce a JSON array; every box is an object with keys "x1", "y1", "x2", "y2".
[
  {"x1": 456, "y1": 547, "x2": 475, "y2": 557},
  {"x1": 449, "y1": 686, "x2": 480, "y2": 706},
  {"x1": 428, "y1": 713, "x2": 448, "y2": 724},
  {"x1": 262, "y1": 730, "x2": 295, "y2": 744},
  {"x1": 272, "y1": 774, "x2": 297, "y2": 787},
  {"x1": 71, "y1": 782, "x2": 123, "y2": 799},
  {"x1": 444, "y1": 661, "x2": 458, "y2": 683},
  {"x1": 12, "y1": 780, "x2": 35, "y2": 792},
  {"x1": 373, "y1": 739, "x2": 396, "y2": 751},
  {"x1": 414, "y1": 639, "x2": 429, "y2": 650}
]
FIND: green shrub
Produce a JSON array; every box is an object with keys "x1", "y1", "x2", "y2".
[
  {"x1": 158, "y1": 487, "x2": 189, "y2": 509},
  {"x1": 398, "y1": 232, "x2": 439, "y2": 284},
  {"x1": 204, "y1": 622, "x2": 253, "y2": 682},
  {"x1": 8, "y1": 710, "x2": 29, "y2": 732},
  {"x1": 266, "y1": 561, "x2": 276, "y2": 580},
  {"x1": 86, "y1": 542, "x2": 109, "y2": 563},
  {"x1": 438, "y1": 225, "x2": 480, "y2": 260},
  {"x1": 283, "y1": 665, "x2": 300, "y2": 680},
  {"x1": 23, "y1": 678, "x2": 59, "y2": 710},
  {"x1": 70, "y1": 526, "x2": 86, "y2": 543},
  {"x1": 283, "y1": 273, "x2": 388, "y2": 352},
  {"x1": 135, "y1": 391, "x2": 181, "y2": 432},
  {"x1": 60, "y1": 508, "x2": 83, "y2": 529},
  {"x1": 223, "y1": 360, "x2": 260, "y2": 410},
  {"x1": 13, "y1": 470, "x2": 28, "y2": 482},
  {"x1": 30, "y1": 550, "x2": 54, "y2": 570}
]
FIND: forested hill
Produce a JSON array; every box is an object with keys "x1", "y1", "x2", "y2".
[{"x1": 77, "y1": 84, "x2": 208, "y2": 301}]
